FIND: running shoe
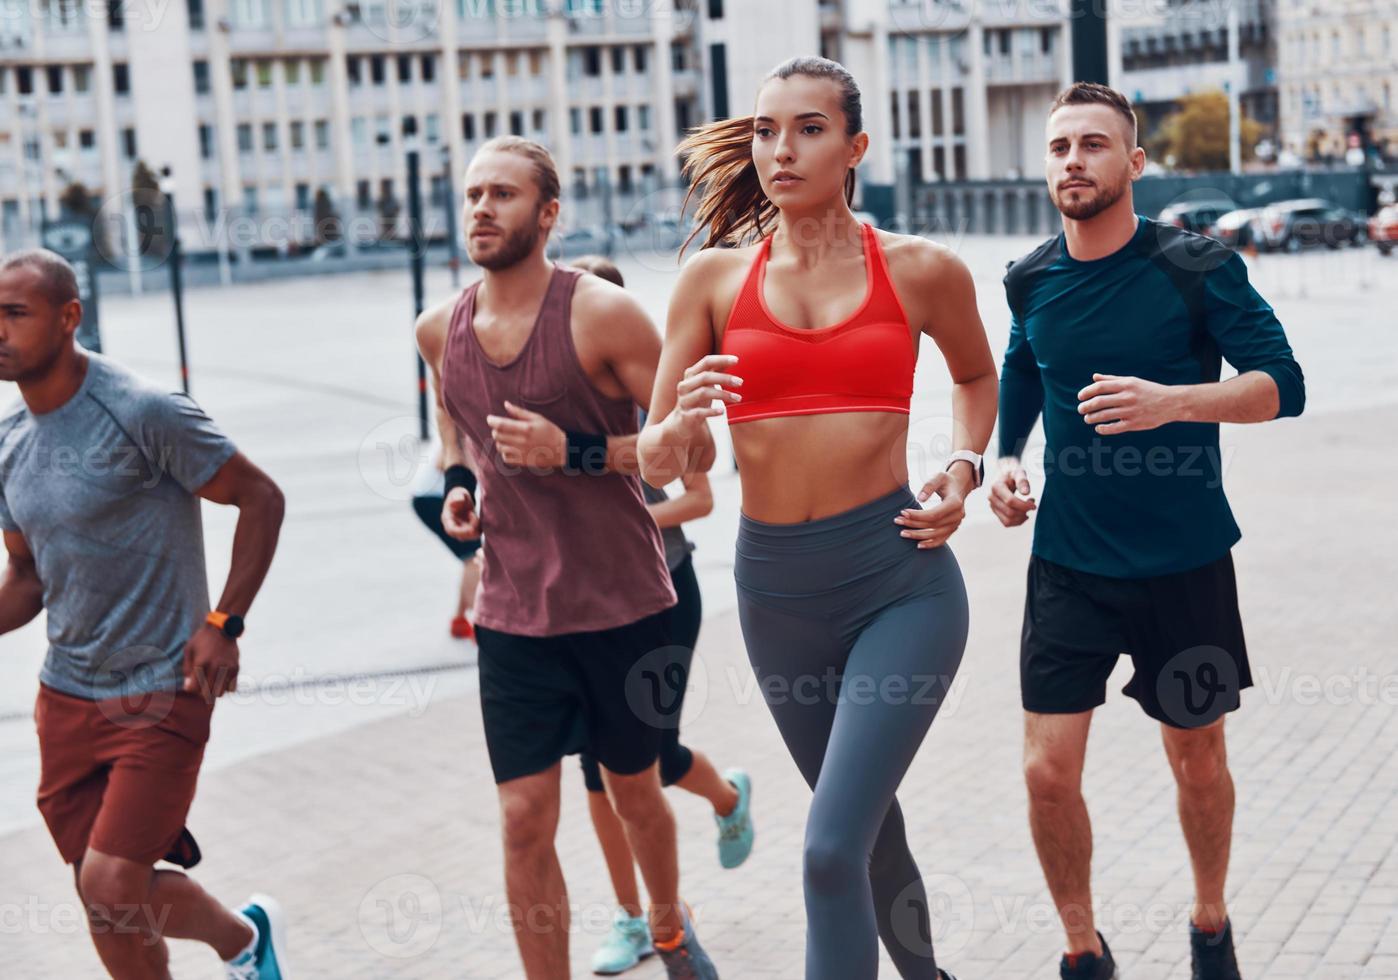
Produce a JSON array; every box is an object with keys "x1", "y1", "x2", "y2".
[
  {"x1": 654, "y1": 904, "x2": 719, "y2": 979},
  {"x1": 450, "y1": 616, "x2": 474, "y2": 640},
  {"x1": 1060, "y1": 931, "x2": 1118, "y2": 980},
  {"x1": 714, "y1": 768, "x2": 754, "y2": 869},
  {"x1": 592, "y1": 909, "x2": 653, "y2": 975},
  {"x1": 1190, "y1": 918, "x2": 1242, "y2": 980},
  {"x1": 225, "y1": 894, "x2": 288, "y2": 980}
]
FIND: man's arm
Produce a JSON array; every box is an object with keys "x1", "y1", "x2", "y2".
[
  {"x1": 183, "y1": 452, "x2": 285, "y2": 698},
  {"x1": 0, "y1": 529, "x2": 44, "y2": 635},
  {"x1": 417, "y1": 301, "x2": 481, "y2": 540},
  {"x1": 1079, "y1": 254, "x2": 1305, "y2": 432}
]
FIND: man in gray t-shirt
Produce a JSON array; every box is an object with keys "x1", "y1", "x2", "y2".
[{"x1": 0, "y1": 249, "x2": 290, "y2": 978}]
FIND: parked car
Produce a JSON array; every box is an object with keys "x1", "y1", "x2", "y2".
[
  {"x1": 1158, "y1": 200, "x2": 1235, "y2": 235},
  {"x1": 1254, "y1": 199, "x2": 1366, "y2": 252},
  {"x1": 1205, "y1": 207, "x2": 1264, "y2": 249},
  {"x1": 1369, "y1": 203, "x2": 1398, "y2": 256}
]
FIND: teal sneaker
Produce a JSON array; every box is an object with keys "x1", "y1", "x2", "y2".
[
  {"x1": 591, "y1": 909, "x2": 653, "y2": 975},
  {"x1": 654, "y1": 904, "x2": 719, "y2": 979},
  {"x1": 225, "y1": 894, "x2": 288, "y2": 980},
  {"x1": 714, "y1": 768, "x2": 754, "y2": 869}
]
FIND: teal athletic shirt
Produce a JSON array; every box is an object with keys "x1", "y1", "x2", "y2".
[{"x1": 997, "y1": 215, "x2": 1305, "y2": 579}]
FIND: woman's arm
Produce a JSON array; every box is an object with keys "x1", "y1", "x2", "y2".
[
  {"x1": 646, "y1": 471, "x2": 714, "y2": 530},
  {"x1": 638, "y1": 250, "x2": 740, "y2": 487}
]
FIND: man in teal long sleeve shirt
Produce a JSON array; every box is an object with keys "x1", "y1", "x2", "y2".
[{"x1": 991, "y1": 83, "x2": 1305, "y2": 980}]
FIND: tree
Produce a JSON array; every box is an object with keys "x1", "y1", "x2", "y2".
[
  {"x1": 313, "y1": 187, "x2": 342, "y2": 244},
  {"x1": 1154, "y1": 90, "x2": 1265, "y2": 172}
]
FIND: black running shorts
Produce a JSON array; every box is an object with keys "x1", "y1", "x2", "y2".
[
  {"x1": 1020, "y1": 552, "x2": 1252, "y2": 729},
  {"x1": 476, "y1": 609, "x2": 674, "y2": 784}
]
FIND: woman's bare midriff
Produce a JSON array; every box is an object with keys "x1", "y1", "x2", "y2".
[{"x1": 729, "y1": 410, "x2": 911, "y2": 524}]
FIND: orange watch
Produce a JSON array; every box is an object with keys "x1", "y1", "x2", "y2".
[{"x1": 206, "y1": 610, "x2": 245, "y2": 639}]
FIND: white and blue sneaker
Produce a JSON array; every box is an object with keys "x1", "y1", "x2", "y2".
[
  {"x1": 715, "y1": 769, "x2": 754, "y2": 869},
  {"x1": 225, "y1": 894, "x2": 288, "y2": 980},
  {"x1": 592, "y1": 909, "x2": 654, "y2": 975}
]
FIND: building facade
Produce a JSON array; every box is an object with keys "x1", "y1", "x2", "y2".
[
  {"x1": 1, "y1": 0, "x2": 1086, "y2": 252},
  {"x1": 1275, "y1": 0, "x2": 1396, "y2": 161}
]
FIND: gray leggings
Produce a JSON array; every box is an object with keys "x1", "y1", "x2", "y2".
[{"x1": 735, "y1": 485, "x2": 969, "y2": 980}]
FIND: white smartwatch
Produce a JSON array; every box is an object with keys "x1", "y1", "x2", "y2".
[{"x1": 945, "y1": 450, "x2": 984, "y2": 489}]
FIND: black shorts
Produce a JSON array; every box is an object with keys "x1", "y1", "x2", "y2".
[
  {"x1": 1020, "y1": 552, "x2": 1252, "y2": 729},
  {"x1": 476, "y1": 609, "x2": 674, "y2": 784}
]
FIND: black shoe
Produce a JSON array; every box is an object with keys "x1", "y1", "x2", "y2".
[
  {"x1": 1191, "y1": 918, "x2": 1241, "y2": 980},
  {"x1": 1059, "y1": 932, "x2": 1118, "y2": 980}
]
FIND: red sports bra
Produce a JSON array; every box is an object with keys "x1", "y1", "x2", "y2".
[{"x1": 718, "y1": 222, "x2": 916, "y2": 425}]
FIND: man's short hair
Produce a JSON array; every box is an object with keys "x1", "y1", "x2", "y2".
[
  {"x1": 1050, "y1": 82, "x2": 1139, "y2": 146},
  {"x1": 0, "y1": 248, "x2": 80, "y2": 307}
]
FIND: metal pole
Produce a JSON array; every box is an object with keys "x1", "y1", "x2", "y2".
[
  {"x1": 406, "y1": 146, "x2": 428, "y2": 441},
  {"x1": 160, "y1": 174, "x2": 191, "y2": 395},
  {"x1": 1227, "y1": 2, "x2": 1242, "y2": 175},
  {"x1": 1070, "y1": 0, "x2": 1109, "y2": 86},
  {"x1": 441, "y1": 147, "x2": 461, "y2": 292}
]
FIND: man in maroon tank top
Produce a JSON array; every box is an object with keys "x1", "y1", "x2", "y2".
[{"x1": 414, "y1": 136, "x2": 721, "y2": 979}]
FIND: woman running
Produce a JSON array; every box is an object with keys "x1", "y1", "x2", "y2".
[
  {"x1": 568, "y1": 254, "x2": 755, "y2": 977},
  {"x1": 638, "y1": 57, "x2": 998, "y2": 979}
]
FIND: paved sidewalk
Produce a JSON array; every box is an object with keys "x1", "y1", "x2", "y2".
[{"x1": 3, "y1": 402, "x2": 1397, "y2": 979}]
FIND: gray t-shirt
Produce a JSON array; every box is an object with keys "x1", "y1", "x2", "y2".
[
  {"x1": 0, "y1": 353, "x2": 237, "y2": 700},
  {"x1": 641, "y1": 481, "x2": 696, "y2": 573}
]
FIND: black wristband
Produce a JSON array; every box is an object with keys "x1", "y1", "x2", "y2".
[
  {"x1": 565, "y1": 431, "x2": 609, "y2": 475},
  {"x1": 443, "y1": 464, "x2": 476, "y2": 497}
]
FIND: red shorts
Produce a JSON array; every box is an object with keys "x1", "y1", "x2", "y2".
[{"x1": 34, "y1": 683, "x2": 213, "y2": 867}]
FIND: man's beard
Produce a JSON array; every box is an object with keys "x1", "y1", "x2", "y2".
[
  {"x1": 1051, "y1": 174, "x2": 1127, "y2": 221},
  {"x1": 472, "y1": 222, "x2": 542, "y2": 271}
]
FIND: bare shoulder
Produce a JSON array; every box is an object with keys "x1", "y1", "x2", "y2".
[
  {"x1": 875, "y1": 229, "x2": 970, "y2": 287},
  {"x1": 675, "y1": 244, "x2": 757, "y2": 296},
  {"x1": 571, "y1": 269, "x2": 652, "y2": 328},
  {"x1": 414, "y1": 293, "x2": 459, "y2": 361}
]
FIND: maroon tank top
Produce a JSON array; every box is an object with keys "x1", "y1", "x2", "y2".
[{"x1": 440, "y1": 265, "x2": 677, "y2": 637}]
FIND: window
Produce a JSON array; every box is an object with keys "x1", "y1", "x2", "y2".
[
  {"x1": 16, "y1": 67, "x2": 33, "y2": 95},
  {"x1": 426, "y1": 114, "x2": 439, "y2": 141},
  {"x1": 611, "y1": 46, "x2": 625, "y2": 75},
  {"x1": 193, "y1": 61, "x2": 211, "y2": 94},
  {"x1": 346, "y1": 57, "x2": 361, "y2": 87},
  {"x1": 257, "y1": 61, "x2": 273, "y2": 87},
  {"x1": 107, "y1": 0, "x2": 124, "y2": 29},
  {"x1": 237, "y1": 123, "x2": 253, "y2": 152},
  {"x1": 614, "y1": 105, "x2": 628, "y2": 132},
  {"x1": 462, "y1": 113, "x2": 476, "y2": 140},
  {"x1": 310, "y1": 59, "x2": 326, "y2": 85},
  {"x1": 357, "y1": 180, "x2": 372, "y2": 209},
  {"x1": 401, "y1": 115, "x2": 417, "y2": 137},
  {"x1": 633, "y1": 45, "x2": 647, "y2": 73},
  {"x1": 583, "y1": 47, "x2": 600, "y2": 77},
  {"x1": 707, "y1": 0, "x2": 721, "y2": 18},
  {"x1": 199, "y1": 124, "x2": 214, "y2": 159},
  {"x1": 529, "y1": 50, "x2": 544, "y2": 76},
  {"x1": 79, "y1": 129, "x2": 96, "y2": 149},
  {"x1": 296, "y1": 183, "x2": 310, "y2": 210},
  {"x1": 203, "y1": 188, "x2": 218, "y2": 220},
  {"x1": 931, "y1": 88, "x2": 943, "y2": 135},
  {"x1": 187, "y1": 0, "x2": 205, "y2": 29},
  {"x1": 430, "y1": 174, "x2": 446, "y2": 207},
  {"x1": 589, "y1": 106, "x2": 603, "y2": 134},
  {"x1": 263, "y1": 122, "x2": 278, "y2": 151},
  {"x1": 397, "y1": 54, "x2": 412, "y2": 83},
  {"x1": 531, "y1": 109, "x2": 544, "y2": 133},
  {"x1": 290, "y1": 120, "x2": 304, "y2": 149},
  {"x1": 484, "y1": 111, "x2": 497, "y2": 137},
  {"x1": 570, "y1": 107, "x2": 582, "y2": 136},
  {"x1": 953, "y1": 144, "x2": 966, "y2": 180},
  {"x1": 232, "y1": 59, "x2": 249, "y2": 88},
  {"x1": 908, "y1": 90, "x2": 921, "y2": 139},
  {"x1": 951, "y1": 87, "x2": 965, "y2": 135},
  {"x1": 74, "y1": 65, "x2": 91, "y2": 92},
  {"x1": 46, "y1": 66, "x2": 64, "y2": 94},
  {"x1": 638, "y1": 105, "x2": 650, "y2": 130},
  {"x1": 285, "y1": 60, "x2": 300, "y2": 85},
  {"x1": 122, "y1": 127, "x2": 137, "y2": 158},
  {"x1": 352, "y1": 117, "x2": 368, "y2": 146},
  {"x1": 284, "y1": 0, "x2": 319, "y2": 27},
  {"x1": 480, "y1": 54, "x2": 494, "y2": 79},
  {"x1": 506, "y1": 52, "x2": 519, "y2": 76},
  {"x1": 421, "y1": 55, "x2": 435, "y2": 83},
  {"x1": 244, "y1": 185, "x2": 259, "y2": 215},
  {"x1": 371, "y1": 55, "x2": 386, "y2": 85},
  {"x1": 509, "y1": 110, "x2": 523, "y2": 135},
  {"x1": 113, "y1": 63, "x2": 130, "y2": 94}
]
